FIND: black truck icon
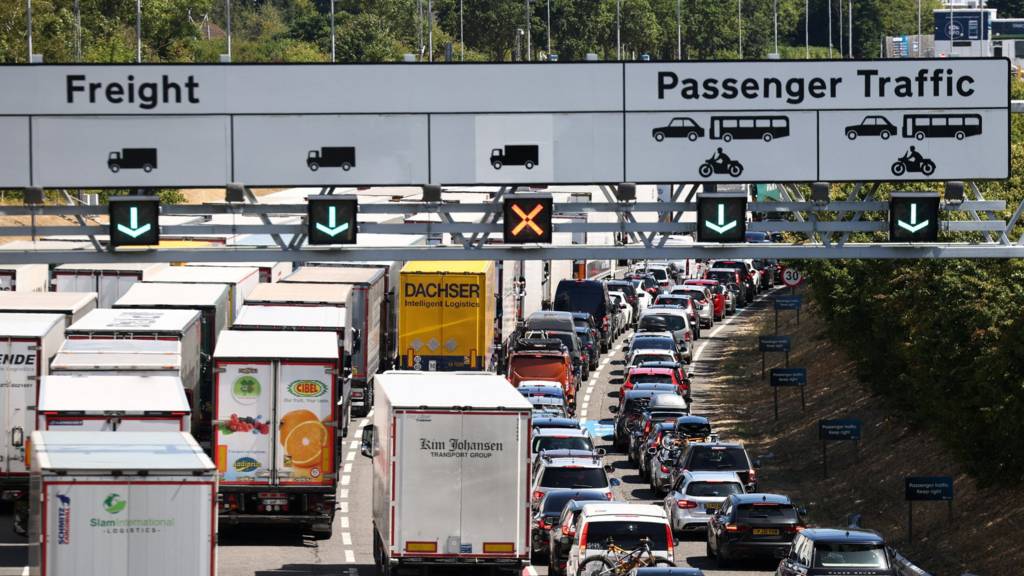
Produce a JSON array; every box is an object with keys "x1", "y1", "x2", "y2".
[
  {"x1": 307, "y1": 147, "x2": 356, "y2": 171},
  {"x1": 107, "y1": 148, "x2": 157, "y2": 173},
  {"x1": 490, "y1": 145, "x2": 539, "y2": 170}
]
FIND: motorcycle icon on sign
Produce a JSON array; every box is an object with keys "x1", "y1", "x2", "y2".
[
  {"x1": 698, "y1": 148, "x2": 744, "y2": 178},
  {"x1": 891, "y1": 146, "x2": 936, "y2": 177}
]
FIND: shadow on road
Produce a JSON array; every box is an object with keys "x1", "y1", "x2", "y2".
[{"x1": 220, "y1": 525, "x2": 322, "y2": 547}]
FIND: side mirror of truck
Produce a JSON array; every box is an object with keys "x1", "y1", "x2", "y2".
[
  {"x1": 608, "y1": 405, "x2": 619, "y2": 414},
  {"x1": 352, "y1": 328, "x2": 362, "y2": 355},
  {"x1": 360, "y1": 425, "x2": 376, "y2": 458}
]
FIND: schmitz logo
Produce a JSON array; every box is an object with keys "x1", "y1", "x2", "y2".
[
  {"x1": 56, "y1": 494, "x2": 71, "y2": 545},
  {"x1": 288, "y1": 380, "x2": 326, "y2": 397}
]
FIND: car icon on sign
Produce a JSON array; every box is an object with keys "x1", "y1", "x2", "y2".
[
  {"x1": 653, "y1": 117, "x2": 705, "y2": 142},
  {"x1": 845, "y1": 115, "x2": 897, "y2": 140}
]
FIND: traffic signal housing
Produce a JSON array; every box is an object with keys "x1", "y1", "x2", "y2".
[
  {"x1": 307, "y1": 195, "x2": 358, "y2": 245},
  {"x1": 890, "y1": 192, "x2": 940, "y2": 242},
  {"x1": 503, "y1": 194, "x2": 553, "y2": 244},
  {"x1": 696, "y1": 192, "x2": 747, "y2": 243},
  {"x1": 108, "y1": 196, "x2": 160, "y2": 247}
]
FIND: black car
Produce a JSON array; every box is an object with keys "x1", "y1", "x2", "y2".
[
  {"x1": 752, "y1": 259, "x2": 779, "y2": 289},
  {"x1": 674, "y1": 441, "x2": 757, "y2": 491},
  {"x1": 610, "y1": 389, "x2": 659, "y2": 449},
  {"x1": 554, "y1": 280, "x2": 613, "y2": 352},
  {"x1": 636, "y1": 421, "x2": 677, "y2": 480},
  {"x1": 574, "y1": 326, "x2": 599, "y2": 371},
  {"x1": 776, "y1": 528, "x2": 895, "y2": 575},
  {"x1": 652, "y1": 117, "x2": 705, "y2": 142},
  {"x1": 707, "y1": 493, "x2": 805, "y2": 567},
  {"x1": 548, "y1": 499, "x2": 618, "y2": 576},
  {"x1": 546, "y1": 329, "x2": 587, "y2": 382},
  {"x1": 531, "y1": 489, "x2": 609, "y2": 562},
  {"x1": 711, "y1": 260, "x2": 756, "y2": 302}
]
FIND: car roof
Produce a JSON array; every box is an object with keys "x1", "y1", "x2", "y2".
[
  {"x1": 518, "y1": 382, "x2": 564, "y2": 392},
  {"x1": 540, "y1": 489, "x2": 611, "y2": 506},
  {"x1": 650, "y1": 394, "x2": 688, "y2": 409},
  {"x1": 624, "y1": 389, "x2": 663, "y2": 400},
  {"x1": 683, "y1": 471, "x2": 743, "y2": 483},
  {"x1": 799, "y1": 528, "x2": 885, "y2": 543},
  {"x1": 631, "y1": 349, "x2": 676, "y2": 357},
  {"x1": 542, "y1": 456, "x2": 604, "y2": 469},
  {"x1": 676, "y1": 415, "x2": 710, "y2": 425},
  {"x1": 628, "y1": 367, "x2": 676, "y2": 376},
  {"x1": 565, "y1": 499, "x2": 620, "y2": 512},
  {"x1": 641, "y1": 308, "x2": 687, "y2": 318},
  {"x1": 532, "y1": 417, "x2": 582, "y2": 429},
  {"x1": 632, "y1": 332, "x2": 675, "y2": 339},
  {"x1": 637, "y1": 360, "x2": 682, "y2": 369},
  {"x1": 534, "y1": 427, "x2": 588, "y2": 438},
  {"x1": 580, "y1": 503, "x2": 667, "y2": 520},
  {"x1": 708, "y1": 268, "x2": 739, "y2": 273},
  {"x1": 570, "y1": 312, "x2": 592, "y2": 319},
  {"x1": 730, "y1": 493, "x2": 792, "y2": 505},
  {"x1": 529, "y1": 396, "x2": 564, "y2": 406}
]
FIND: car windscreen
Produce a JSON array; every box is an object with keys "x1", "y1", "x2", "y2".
[
  {"x1": 541, "y1": 467, "x2": 608, "y2": 489},
  {"x1": 583, "y1": 520, "x2": 669, "y2": 551},
  {"x1": 534, "y1": 436, "x2": 594, "y2": 454},
  {"x1": 548, "y1": 332, "x2": 578, "y2": 353},
  {"x1": 688, "y1": 446, "x2": 750, "y2": 470},
  {"x1": 606, "y1": 282, "x2": 637, "y2": 298},
  {"x1": 651, "y1": 410, "x2": 687, "y2": 422},
  {"x1": 707, "y1": 271, "x2": 735, "y2": 284},
  {"x1": 575, "y1": 330, "x2": 593, "y2": 346},
  {"x1": 644, "y1": 268, "x2": 669, "y2": 281},
  {"x1": 655, "y1": 296, "x2": 688, "y2": 306},
  {"x1": 631, "y1": 337, "x2": 675, "y2": 351},
  {"x1": 554, "y1": 282, "x2": 606, "y2": 317},
  {"x1": 736, "y1": 503, "x2": 799, "y2": 521},
  {"x1": 541, "y1": 492, "x2": 600, "y2": 515},
  {"x1": 679, "y1": 290, "x2": 707, "y2": 302},
  {"x1": 573, "y1": 318, "x2": 590, "y2": 329},
  {"x1": 676, "y1": 422, "x2": 712, "y2": 437},
  {"x1": 632, "y1": 354, "x2": 673, "y2": 366},
  {"x1": 812, "y1": 543, "x2": 889, "y2": 569},
  {"x1": 686, "y1": 481, "x2": 745, "y2": 497}
]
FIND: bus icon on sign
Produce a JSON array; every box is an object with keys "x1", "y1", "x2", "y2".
[
  {"x1": 710, "y1": 116, "x2": 790, "y2": 143},
  {"x1": 902, "y1": 114, "x2": 982, "y2": 141}
]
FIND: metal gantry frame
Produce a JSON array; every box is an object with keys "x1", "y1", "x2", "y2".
[{"x1": 0, "y1": 180, "x2": 1020, "y2": 262}]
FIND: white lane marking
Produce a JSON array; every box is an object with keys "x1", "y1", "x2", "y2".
[
  {"x1": 349, "y1": 441, "x2": 359, "y2": 451},
  {"x1": 342, "y1": 532, "x2": 352, "y2": 545},
  {"x1": 343, "y1": 462, "x2": 353, "y2": 473},
  {"x1": 338, "y1": 502, "x2": 349, "y2": 513},
  {"x1": 340, "y1": 516, "x2": 349, "y2": 528},
  {"x1": 341, "y1": 475, "x2": 351, "y2": 486},
  {"x1": 600, "y1": 357, "x2": 610, "y2": 367},
  {"x1": 22, "y1": 567, "x2": 29, "y2": 576},
  {"x1": 692, "y1": 288, "x2": 780, "y2": 364},
  {"x1": 344, "y1": 550, "x2": 355, "y2": 563},
  {"x1": 339, "y1": 489, "x2": 349, "y2": 500},
  {"x1": 345, "y1": 451, "x2": 355, "y2": 462},
  {"x1": 524, "y1": 567, "x2": 540, "y2": 576}
]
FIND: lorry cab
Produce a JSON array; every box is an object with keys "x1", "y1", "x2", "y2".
[{"x1": 508, "y1": 338, "x2": 575, "y2": 409}]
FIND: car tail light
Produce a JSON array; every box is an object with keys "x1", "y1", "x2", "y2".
[
  {"x1": 784, "y1": 524, "x2": 806, "y2": 533},
  {"x1": 538, "y1": 518, "x2": 551, "y2": 530},
  {"x1": 643, "y1": 421, "x2": 652, "y2": 435},
  {"x1": 561, "y1": 524, "x2": 576, "y2": 537},
  {"x1": 684, "y1": 331, "x2": 692, "y2": 342},
  {"x1": 578, "y1": 523, "x2": 589, "y2": 553},
  {"x1": 604, "y1": 492, "x2": 614, "y2": 500},
  {"x1": 725, "y1": 523, "x2": 748, "y2": 532},
  {"x1": 660, "y1": 464, "x2": 670, "y2": 474},
  {"x1": 533, "y1": 490, "x2": 545, "y2": 501},
  {"x1": 748, "y1": 469, "x2": 757, "y2": 485},
  {"x1": 676, "y1": 499, "x2": 697, "y2": 509},
  {"x1": 665, "y1": 523, "x2": 674, "y2": 551},
  {"x1": 602, "y1": 316, "x2": 609, "y2": 329}
]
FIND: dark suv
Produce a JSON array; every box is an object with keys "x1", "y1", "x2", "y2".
[
  {"x1": 611, "y1": 389, "x2": 658, "y2": 450},
  {"x1": 605, "y1": 279, "x2": 640, "y2": 321},
  {"x1": 707, "y1": 493, "x2": 805, "y2": 567},
  {"x1": 710, "y1": 260, "x2": 756, "y2": 303},
  {"x1": 674, "y1": 441, "x2": 757, "y2": 492},
  {"x1": 776, "y1": 528, "x2": 894, "y2": 575},
  {"x1": 554, "y1": 280, "x2": 613, "y2": 352}
]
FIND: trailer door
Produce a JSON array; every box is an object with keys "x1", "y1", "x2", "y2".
[
  {"x1": 441, "y1": 273, "x2": 485, "y2": 370},
  {"x1": 0, "y1": 339, "x2": 36, "y2": 476},
  {"x1": 275, "y1": 361, "x2": 336, "y2": 486},
  {"x1": 395, "y1": 410, "x2": 463, "y2": 555},
  {"x1": 55, "y1": 272, "x2": 96, "y2": 297},
  {"x1": 459, "y1": 411, "x2": 527, "y2": 557},
  {"x1": 214, "y1": 362, "x2": 274, "y2": 485}
]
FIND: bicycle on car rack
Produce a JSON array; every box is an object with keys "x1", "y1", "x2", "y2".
[{"x1": 576, "y1": 536, "x2": 675, "y2": 576}]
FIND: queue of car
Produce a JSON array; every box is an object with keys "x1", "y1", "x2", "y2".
[{"x1": 513, "y1": 261, "x2": 900, "y2": 576}]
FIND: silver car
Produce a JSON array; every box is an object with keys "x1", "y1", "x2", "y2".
[
  {"x1": 648, "y1": 444, "x2": 683, "y2": 495},
  {"x1": 663, "y1": 470, "x2": 745, "y2": 535}
]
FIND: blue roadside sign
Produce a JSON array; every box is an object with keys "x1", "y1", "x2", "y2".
[
  {"x1": 905, "y1": 476, "x2": 954, "y2": 501},
  {"x1": 770, "y1": 368, "x2": 806, "y2": 387},
  {"x1": 759, "y1": 335, "x2": 791, "y2": 353},
  {"x1": 819, "y1": 418, "x2": 862, "y2": 441},
  {"x1": 774, "y1": 296, "x2": 802, "y2": 311}
]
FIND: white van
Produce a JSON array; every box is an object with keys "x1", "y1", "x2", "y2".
[{"x1": 566, "y1": 503, "x2": 674, "y2": 575}]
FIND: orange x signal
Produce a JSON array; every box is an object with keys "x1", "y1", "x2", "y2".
[{"x1": 511, "y1": 203, "x2": 545, "y2": 236}]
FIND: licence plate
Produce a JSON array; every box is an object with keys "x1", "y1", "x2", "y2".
[
  {"x1": 262, "y1": 499, "x2": 288, "y2": 505},
  {"x1": 704, "y1": 503, "x2": 720, "y2": 511},
  {"x1": 752, "y1": 528, "x2": 779, "y2": 536}
]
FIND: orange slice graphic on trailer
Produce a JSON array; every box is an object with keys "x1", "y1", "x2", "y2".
[{"x1": 284, "y1": 420, "x2": 328, "y2": 466}]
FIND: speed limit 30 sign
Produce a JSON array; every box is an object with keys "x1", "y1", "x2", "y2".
[{"x1": 782, "y1": 267, "x2": 803, "y2": 287}]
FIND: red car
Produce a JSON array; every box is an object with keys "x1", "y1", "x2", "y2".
[
  {"x1": 620, "y1": 366, "x2": 685, "y2": 398},
  {"x1": 684, "y1": 279, "x2": 726, "y2": 321}
]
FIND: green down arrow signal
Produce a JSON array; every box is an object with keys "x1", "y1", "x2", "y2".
[
  {"x1": 115, "y1": 206, "x2": 152, "y2": 238},
  {"x1": 704, "y1": 203, "x2": 738, "y2": 234},
  {"x1": 897, "y1": 203, "x2": 929, "y2": 233},
  {"x1": 315, "y1": 206, "x2": 351, "y2": 237}
]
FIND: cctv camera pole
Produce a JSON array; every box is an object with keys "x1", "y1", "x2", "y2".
[
  {"x1": 136, "y1": 0, "x2": 142, "y2": 62},
  {"x1": 677, "y1": 0, "x2": 682, "y2": 60},
  {"x1": 25, "y1": 0, "x2": 32, "y2": 63},
  {"x1": 547, "y1": 0, "x2": 551, "y2": 56},
  {"x1": 737, "y1": 0, "x2": 743, "y2": 58},
  {"x1": 848, "y1": 0, "x2": 853, "y2": 59},
  {"x1": 330, "y1": 0, "x2": 335, "y2": 62},
  {"x1": 828, "y1": 0, "x2": 833, "y2": 58},
  {"x1": 74, "y1": 0, "x2": 82, "y2": 60},
  {"x1": 461, "y1": 0, "x2": 465, "y2": 61},
  {"x1": 805, "y1": 0, "x2": 809, "y2": 58},
  {"x1": 225, "y1": 0, "x2": 231, "y2": 60},
  {"x1": 617, "y1": 0, "x2": 622, "y2": 60},
  {"x1": 526, "y1": 0, "x2": 531, "y2": 61},
  {"x1": 773, "y1": 0, "x2": 778, "y2": 56},
  {"x1": 428, "y1": 0, "x2": 433, "y2": 62}
]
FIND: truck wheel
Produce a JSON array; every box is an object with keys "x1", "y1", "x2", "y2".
[
  {"x1": 342, "y1": 162, "x2": 352, "y2": 171},
  {"x1": 492, "y1": 160, "x2": 503, "y2": 170},
  {"x1": 143, "y1": 164, "x2": 153, "y2": 173},
  {"x1": 109, "y1": 164, "x2": 120, "y2": 173},
  {"x1": 525, "y1": 160, "x2": 535, "y2": 170},
  {"x1": 309, "y1": 162, "x2": 320, "y2": 171}
]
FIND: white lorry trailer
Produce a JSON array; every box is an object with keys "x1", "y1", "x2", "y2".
[
  {"x1": 281, "y1": 266, "x2": 386, "y2": 416},
  {"x1": 361, "y1": 371, "x2": 532, "y2": 574},
  {"x1": 0, "y1": 292, "x2": 97, "y2": 327},
  {"x1": 50, "y1": 339, "x2": 183, "y2": 378},
  {"x1": 185, "y1": 261, "x2": 293, "y2": 283},
  {"x1": 37, "y1": 374, "x2": 191, "y2": 432},
  {"x1": 51, "y1": 263, "x2": 167, "y2": 308},
  {"x1": 145, "y1": 265, "x2": 260, "y2": 320},
  {"x1": 0, "y1": 265, "x2": 49, "y2": 292},
  {"x1": 212, "y1": 330, "x2": 341, "y2": 537},
  {"x1": 28, "y1": 431, "x2": 217, "y2": 576}
]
